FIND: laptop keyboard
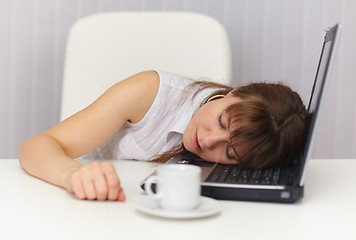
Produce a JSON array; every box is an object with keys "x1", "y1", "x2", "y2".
[{"x1": 206, "y1": 164, "x2": 281, "y2": 185}]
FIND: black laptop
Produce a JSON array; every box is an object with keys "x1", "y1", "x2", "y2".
[{"x1": 141, "y1": 24, "x2": 341, "y2": 203}]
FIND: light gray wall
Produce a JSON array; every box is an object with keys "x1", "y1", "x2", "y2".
[{"x1": 0, "y1": 0, "x2": 355, "y2": 159}]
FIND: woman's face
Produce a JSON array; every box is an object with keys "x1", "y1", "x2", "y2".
[{"x1": 183, "y1": 94, "x2": 244, "y2": 164}]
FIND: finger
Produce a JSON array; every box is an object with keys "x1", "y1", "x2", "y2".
[
  {"x1": 118, "y1": 187, "x2": 126, "y2": 202},
  {"x1": 81, "y1": 167, "x2": 98, "y2": 200},
  {"x1": 67, "y1": 171, "x2": 86, "y2": 200},
  {"x1": 72, "y1": 179, "x2": 86, "y2": 200},
  {"x1": 102, "y1": 162, "x2": 121, "y2": 201},
  {"x1": 83, "y1": 180, "x2": 97, "y2": 200},
  {"x1": 91, "y1": 166, "x2": 108, "y2": 201}
]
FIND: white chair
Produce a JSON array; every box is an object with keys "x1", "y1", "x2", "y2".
[{"x1": 60, "y1": 12, "x2": 232, "y2": 121}]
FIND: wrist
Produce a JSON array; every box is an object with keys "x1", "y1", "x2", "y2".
[{"x1": 59, "y1": 161, "x2": 83, "y2": 189}]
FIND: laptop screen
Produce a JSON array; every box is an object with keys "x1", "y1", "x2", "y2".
[
  {"x1": 298, "y1": 24, "x2": 340, "y2": 185},
  {"x1": 308, "y1": 40, "x2": 333, "y2": 112}
]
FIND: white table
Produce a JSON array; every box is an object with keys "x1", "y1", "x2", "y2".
[{"x1": 0, "y1": 159, "x2": 355, "y2": 240}]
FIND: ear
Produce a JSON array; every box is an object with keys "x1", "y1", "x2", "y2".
[{"x1": 226, "y1": 88, "x2": 239, "y2": 97}]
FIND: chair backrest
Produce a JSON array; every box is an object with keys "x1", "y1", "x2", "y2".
[{"x1": 60, "y1": 12, "x2": 232, "y2": 121}]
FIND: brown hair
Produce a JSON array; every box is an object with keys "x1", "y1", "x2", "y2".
[
  {"x1": 151, "y1": 81, "x2": 309, "y2": 169},
  {"x1": 226, "y1": 83, "x2": 309, "y2": 169}
]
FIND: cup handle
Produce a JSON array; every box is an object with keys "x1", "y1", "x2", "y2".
[{"x1": 144, "y1": 176, "x2": 161, "y2": 199}]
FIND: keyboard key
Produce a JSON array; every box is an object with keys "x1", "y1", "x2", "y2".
[{"x1": 207, "y1": 165, "x2": 281, "y2": 185}]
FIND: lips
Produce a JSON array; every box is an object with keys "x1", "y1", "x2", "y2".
[{"x1": 194, "y1": 130, "x2": 202, "y2": 152}]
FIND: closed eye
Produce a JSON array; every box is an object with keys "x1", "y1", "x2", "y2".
[
  {"x1": 219, "y1": 113, "x2": 237, "y2": 161},
  {"x1": 218, "y1": 113, "x2": 226, "y2": 129},
  {"x1": 225, "y1": 147, "x2": 234, "y2": 160}
]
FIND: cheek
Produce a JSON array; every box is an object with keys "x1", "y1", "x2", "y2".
[
  {"x1": 200, "y1": 149, "x2": 223, "y2": 163},
  {"x1": 182, "y1": 124, "x2": 190, "y2": 141},
  {"x1": 182, "y1": 130, "x2": 190, "y2": 149},
  {"x1": 182, "y1": 121, "x2": 196, "y2": 152},
  {"x1": 192, "y1": 108, "x2": 214, "y2": 129},
  {"x1": 194, "y1": 103, "x2": 212, "y2": 119},
  {"x1": 203, "y1": 154, "x2": 236, "y2": 165}
]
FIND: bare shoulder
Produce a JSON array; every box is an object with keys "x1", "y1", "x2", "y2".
[
  {"x1": 110, "y1": 70, "x2": 159, "y2": 94},
  {"x1": 121, "y1": 70, "x2": 160, "y2": 100},
  {"x1": 97, "y1": 70, "x2": 160, "y2": 123},
  {"x1": 127, "y1": 71, "x2": 160, "y2": 123},
  {"x1": 128, "y1": 70, "x2": 160, "y2": 85},
  {"x1": 42, "y1": 70, "x2": 161, "y2": 158}
]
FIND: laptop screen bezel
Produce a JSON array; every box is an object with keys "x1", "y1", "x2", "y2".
[{"x1": 298, "y1": 24, "x2": 341, "y2": 186}]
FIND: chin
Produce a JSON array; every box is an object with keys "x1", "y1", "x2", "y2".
[{"x1": 182, "y1": 141, "x2": 192, "y2": 153}]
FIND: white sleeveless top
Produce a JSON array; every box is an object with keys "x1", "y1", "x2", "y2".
[{"x1": 82, "y1": 70, "x2": 216, "y2": 161}]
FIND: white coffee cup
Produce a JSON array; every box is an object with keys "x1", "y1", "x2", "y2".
[{"x1": 144, "y1": 164, "x2": 201, "y2": 212}]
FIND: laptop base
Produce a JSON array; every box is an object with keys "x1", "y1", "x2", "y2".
[{"x1": 202, "y1": 185, "x2": 303, "y2": 203}]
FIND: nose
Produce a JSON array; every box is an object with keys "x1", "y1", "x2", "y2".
[{"x1": 202, "y1": 131, "x2": 229, "y2": 149}]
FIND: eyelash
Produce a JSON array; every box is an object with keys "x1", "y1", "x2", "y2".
[
  {"x1": 218, "y1": 114, "x2": 225, "y2": 129},
  {"x1": 218, "y1": 114, "x2": 234, "y2": 160},
  {"x1": 226, "y1": 148, "x2": 234, "y2": 160}
]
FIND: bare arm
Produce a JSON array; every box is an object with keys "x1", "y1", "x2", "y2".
[{"x1": 19, "y1": 71, "x2": 160, "y2": 200}]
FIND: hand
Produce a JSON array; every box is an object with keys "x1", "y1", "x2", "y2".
[{"x1": 64, "y1": 161, "x2": 125, "y2": 201}]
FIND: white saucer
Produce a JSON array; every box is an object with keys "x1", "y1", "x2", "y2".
[{"x1": 136, "y1": 195, "x2": 220, "y2": 219}]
